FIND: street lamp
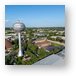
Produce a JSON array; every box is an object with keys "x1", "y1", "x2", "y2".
[{"x1": 13, "y1": 20, "x2": 25, "y2": 57}]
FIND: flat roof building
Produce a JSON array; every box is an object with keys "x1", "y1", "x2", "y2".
[{"x1": 34, "y1": 38, "x2": 51, "y2": 48}]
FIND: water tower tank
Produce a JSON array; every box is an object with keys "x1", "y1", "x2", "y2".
[{"x1": 13, "y1": 20, "x2": 25, "y2": 32}]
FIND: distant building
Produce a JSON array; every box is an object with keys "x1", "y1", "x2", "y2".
[
  {"x1": 51, "y1": 36, "x2": 65, "y2": 40},
  {"x1": 5, "y1": 33, "x2": 17, "y2": 41}
]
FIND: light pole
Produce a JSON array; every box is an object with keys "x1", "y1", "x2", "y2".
[{"x1": 13, "y1": 20, "x2": 25, "y2": 57}]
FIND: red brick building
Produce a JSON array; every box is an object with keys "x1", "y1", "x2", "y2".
[{"x1": 5, "y1": 39, "x2": 12, "y2": 53}]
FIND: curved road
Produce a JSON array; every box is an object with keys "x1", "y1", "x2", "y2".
[{"x1": 48, "y1": 40, "x2": 65, "y2": 46}]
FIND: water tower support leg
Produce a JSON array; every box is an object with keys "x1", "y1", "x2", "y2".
[{"x1": 18, "y1": 32, "x2": 23, "y2": 57}]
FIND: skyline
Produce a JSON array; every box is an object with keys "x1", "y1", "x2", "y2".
[{"x1": 5, "y1": 5, "x2": 65, "y2": 27}]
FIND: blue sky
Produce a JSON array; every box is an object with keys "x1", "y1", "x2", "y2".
[{"x1": 5, "y1": 5, "x2": 65, "y2": 27}]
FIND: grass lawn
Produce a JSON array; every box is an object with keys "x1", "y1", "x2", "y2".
[{"x1": 51, "y1": 42, "x2": 61, "y2": 46}]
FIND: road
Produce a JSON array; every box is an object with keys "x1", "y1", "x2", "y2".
[{"x1": 48, "y1": 40, "x2": 65, "y2": 46}]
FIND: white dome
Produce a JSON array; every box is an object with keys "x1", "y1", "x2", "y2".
[{"x1": 13, "y1": 21, "x2": 25, "y2": 32}]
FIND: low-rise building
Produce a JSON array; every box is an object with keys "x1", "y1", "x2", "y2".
[
  {"x1": 51, "y1": 36, "x2": 65, "y2": 40},
  {"x1": 34, "y1": 38, "x2": 51, "y2": 49}
]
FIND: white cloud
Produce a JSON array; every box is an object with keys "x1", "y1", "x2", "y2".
[{"x1": 5, "y1": 20, "x2": 9, "y2": 22}]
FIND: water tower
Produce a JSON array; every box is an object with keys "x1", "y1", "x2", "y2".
[{"x1": 13, "y1": 20, "x2": 25, "y2": 57}]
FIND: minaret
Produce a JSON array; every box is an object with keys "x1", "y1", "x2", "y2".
[{"x1": 13, "y1": 20, "x2": 25, "y2": 57}]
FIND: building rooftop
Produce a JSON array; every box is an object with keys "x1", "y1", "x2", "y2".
[
  {"x1": 5, "y1": 39, "x2": 12, "y2": 52},
  {"x1": 33, "y1": 54, "x2": 64, "y2": 65},
  {"x1": 34, "y1": 38, "x2": 51, "y2": 48}
]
